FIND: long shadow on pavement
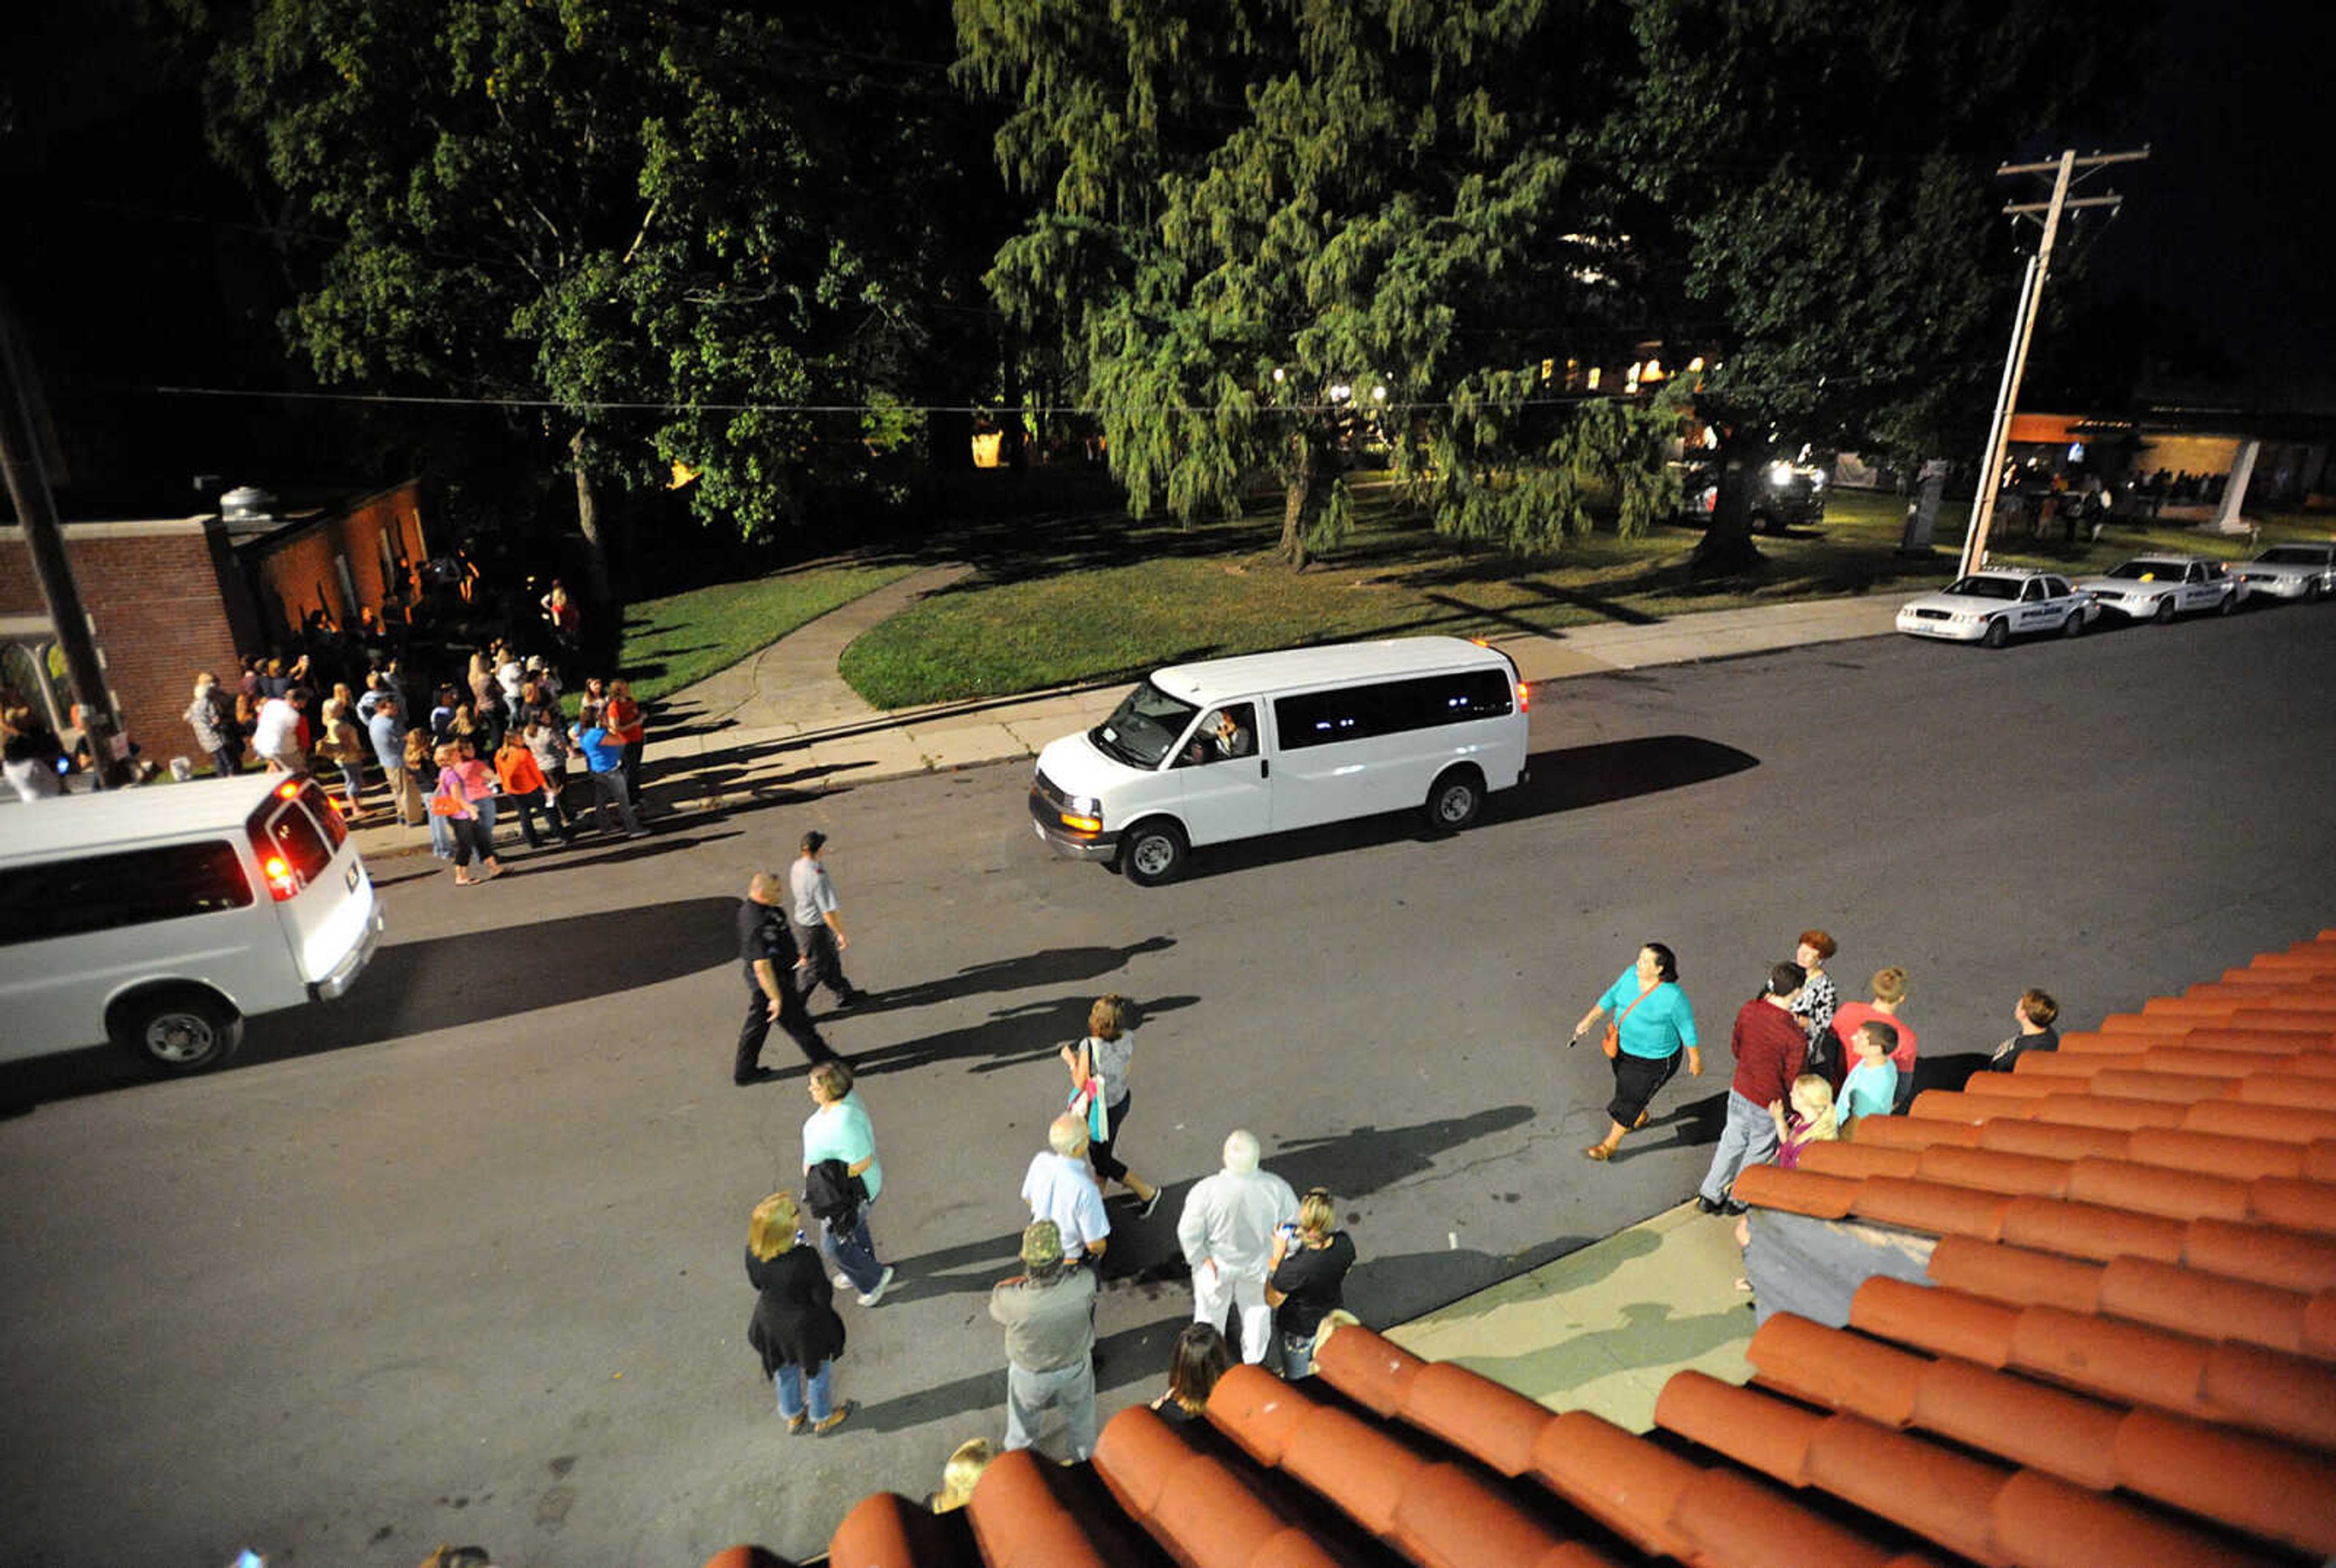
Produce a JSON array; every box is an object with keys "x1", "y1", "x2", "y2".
[
  {"x1": 849, "y1": 936, "x2": 1178, "y2": 1022},
  {"x1": 1167, "y1": 736, "x2": 1757, "y2": 886},
  {"x1": 849, "y1": 992, "x2": 1201, "y2": 1080}
]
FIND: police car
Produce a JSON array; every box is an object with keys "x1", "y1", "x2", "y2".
[
  {"x1": 1895, "y1": 569, "x2": 2099, "y2": 648},
  {"x1": 2074, "y1": 555, "x2": 2242, "y2": 623}
]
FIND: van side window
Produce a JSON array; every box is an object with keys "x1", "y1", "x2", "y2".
[
  {"x1": 1274, "y1": 670, "x2": 1512, "y2": 751},
  {"x1": 0, "y1": 841, "x2": 253, "y2": 947}
]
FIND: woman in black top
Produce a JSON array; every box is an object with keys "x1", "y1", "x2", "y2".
[
  {"x1": 1150, "y1": 1323, "x2": 1232, "y2": 1425},
  {"x1": 745, "y1": 1190, "x2": 851, "y2": 1435},
  {"x1": 1266, "y1": 1188, "x2": 1357, "y2": 1379}
]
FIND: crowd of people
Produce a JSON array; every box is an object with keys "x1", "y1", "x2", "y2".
[{"x1": 739, "y1": 966, "x2": 1359, "y2": 1468}]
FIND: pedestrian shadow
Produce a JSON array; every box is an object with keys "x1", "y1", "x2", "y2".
[
  {"x1": 852, "y1": 993, "x2": 1201, "y2": 1080},
  {"x1": 845, "y1": 1313, "x2": 1194, "y2": 1440},
  {"x1": 848, "y1": 937, "x2": 1178, "y2": 1021},
  {"x1": 1270, "y1": 1103, "x2": 1540, "y2": 1204}
]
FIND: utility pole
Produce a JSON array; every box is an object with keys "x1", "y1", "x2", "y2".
[
  {"x1": 0, "y1": 291, "x2": 125, "y2": 788},
  {"x1": 1958, "y1": 146, "x2": 2149, "y2": 577}
]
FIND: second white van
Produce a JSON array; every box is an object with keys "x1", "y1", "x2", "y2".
[
  {"x1": 0, "y1": 774, "x2": 384, "y2": 1073},
  {"x1": 1030, "y1": 636, "x2": 1529, "y2": 884}
]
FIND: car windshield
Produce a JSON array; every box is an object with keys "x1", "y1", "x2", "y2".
[
  {"x1": 1947, "y1": 576, "x2": 2021, "y2": 601},
  {"x1": 1090, "y1": 679, "x2": 1199, "y2": 769},
  {"x1": 2258, "y1": 546, "x2": 2327, "y2": 565},
  {"x1": 2105, "y1": 560, "x2": 2180, "y2": 581}
]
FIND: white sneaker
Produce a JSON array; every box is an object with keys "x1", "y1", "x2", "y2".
[
  {"x1": 857, "y1": 1265, "x2": 897, "y2": 1307},
  {"x1": 832, "y1": 1274, "x2": 852, "y2": 1292}
]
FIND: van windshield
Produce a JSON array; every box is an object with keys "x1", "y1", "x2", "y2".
[{"x1": 1090, "y1": 680, "x2": 1199, "y2": 770}]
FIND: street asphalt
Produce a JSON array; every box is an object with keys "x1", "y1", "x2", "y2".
[{"x1": 1, "y1": 596, "x2": 2332, "y2": 1567}]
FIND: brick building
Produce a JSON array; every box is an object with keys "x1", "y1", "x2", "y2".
[{"x1": 0, "y1": 479, "x2": 427, "y2": 766}]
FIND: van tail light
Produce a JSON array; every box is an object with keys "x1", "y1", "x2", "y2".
[
  {"x1": 276, "y1": 780, "x2": 301, "y2": 800},
  {"x1": 1516, "y1": 681, "x2": 1530, "y2": 712},
  {"x1": 261, "y1": 855, "x2": 299, "y2": 901}
]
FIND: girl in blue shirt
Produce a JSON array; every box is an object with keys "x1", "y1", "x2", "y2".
[{"x1": 1569, "y1": 942, "x2": 1703, "y2": 1162}]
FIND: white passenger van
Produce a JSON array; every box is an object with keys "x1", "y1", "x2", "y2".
[
  {"x1": 0, "y1": 774, "x2": 384, "y2": 1073},
  {"x1": 1030, "y1": 636, "x2": 1529, "y2": 884}
]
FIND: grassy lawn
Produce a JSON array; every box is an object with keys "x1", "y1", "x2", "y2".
[
  {"x1": 840, "y1": 482, "x2": 2284, "y2": 707},
  {"x1": 613, "y1": 561, "x2": 919, "y2": 705}
]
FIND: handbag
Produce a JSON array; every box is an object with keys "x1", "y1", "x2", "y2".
[
  {"x1": 426, "y1": 784, "x2": 465, "y2": 817},
  {"x1": 1601, "y1": 987, "x2": 1654, "y2": 1060},
  {"x1": 1066, "y1": 1038, "x2": 1111, "y2": 1143}
]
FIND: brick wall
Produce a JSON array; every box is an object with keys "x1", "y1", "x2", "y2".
[
  {"x1": 0, "y1": 519, "x2": 245, "y2": 761},
  {"x1": 244, "y1": 480, "x2": 428, "y2": 647}
]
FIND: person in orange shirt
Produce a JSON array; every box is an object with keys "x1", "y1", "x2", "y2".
[
  {"x1": 605, "y1": 678, "x2": 647, "y2": 805},
  {"x1": 495, "y1": 730, "x2": 572, "y2": 849}
]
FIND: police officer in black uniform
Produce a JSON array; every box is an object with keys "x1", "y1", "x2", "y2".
[{"x1": 735, "y1": 871, "x2": 838, "y2": 1083}]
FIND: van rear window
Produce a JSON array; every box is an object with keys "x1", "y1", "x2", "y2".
[
  {"x1": 0, "y1": 841, "x2": 254, "y2": 946},
  {"x1": 1274, "y1": 670, "x2": 1513, "y2": 751},
  {"x1": 254, "y1": 801, "x2": 335, "y2": 885}
]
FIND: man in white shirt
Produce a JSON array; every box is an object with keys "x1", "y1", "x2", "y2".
[
  {"x1": 1177, "y1": 1128, "x2": 1299, "y2": 1363},
  {"x1": 250, "y1": 687, "x2": 311, "y2": 773},
  {"x1": 1021, "y1": 1114, "x2": 1110, "y2": 1264},
  {"x1": 789, "y1": 830, "x2": 864, "y2": 1007}
]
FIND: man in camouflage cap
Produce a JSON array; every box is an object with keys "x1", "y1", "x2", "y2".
[{"x1": 987, "y1": 1219, "x2": 1099, "y2": 1459}]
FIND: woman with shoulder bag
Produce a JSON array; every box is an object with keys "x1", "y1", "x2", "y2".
[
  {"x1": 1567, "y1": 941, "x2": 1702, "y2": 1162},
  {"x1": 1060, "y1": 993, "x2": 1162, "y2": 1216},
  {"x1": 743, "y1": 1191, "x2": 852, "y2": 1435}
]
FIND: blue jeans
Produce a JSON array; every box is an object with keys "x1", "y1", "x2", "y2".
[
  {"x1": 774, "y1": 1359, "x2": 833, "y2": 1422},
  {"x1": 1280, "y1": 1329, "x2": 1316, "y2": 1380},
  {"x1": 821, "y1": 1199, "x2": 883, "y2": 1296},
  {"x1": 1698, "y1": 1089, "x2": 1782, "y2": 1205}
]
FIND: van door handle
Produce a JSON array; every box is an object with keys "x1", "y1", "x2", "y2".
[{"x1": 1259, "y1": 760, "x2": 1269, "y2": 779}]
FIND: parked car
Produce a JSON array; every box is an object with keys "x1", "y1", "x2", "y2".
[
  {"x1": 1895, "y1": 569, "x2": 2099, "y2": 648},
  {"x1": 2229, "y1": 541, "x2": 2336, "y2": 604},
  {"x1": 1672, "y1": 459, "x2": 1827, "y2": 533},
  {"x1": 2073, "y1": 555, "x2": 2242, "y2": 623}
]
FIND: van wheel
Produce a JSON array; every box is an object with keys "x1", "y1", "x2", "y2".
[
  {"x1": 1119, "y1": 820, "x2": 1188, "y2": 887},
  {"x1": 110, "y1": 988, "x2": 245, "y2": 1074},
  {"x1": 1427, "y1": 766, "x2": 1486, "y2": 831}
]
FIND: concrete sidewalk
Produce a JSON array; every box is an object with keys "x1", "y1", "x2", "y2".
[{"x1": 344, "y1": 581, "x2": 1917, "y2": 867}]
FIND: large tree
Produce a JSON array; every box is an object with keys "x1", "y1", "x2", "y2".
[
  {"x1": 1613, "y1": 0, "x2": 2150, "y2": 568},
  {"x1": 209, "y1": 0, "x2": 990, "y2": 592},
  {"x1": 957, "y1": 0, "x2": 1652, "y2": 569}
]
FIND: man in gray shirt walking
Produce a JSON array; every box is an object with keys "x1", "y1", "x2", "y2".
[
  {"x1": 987, "y1": 1219, "x2": 1098, "y2": 1460},
  {"x1": 789, "y1": 830, "x2": 864, "y2": 1007}
]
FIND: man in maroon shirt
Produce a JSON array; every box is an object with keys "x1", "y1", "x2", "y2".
[{"x1": 1695, "y1": 961, "x2": 1809, "y2": 1216}]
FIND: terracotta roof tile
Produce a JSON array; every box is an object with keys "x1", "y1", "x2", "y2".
[
  {"x1": 1400, "y1": 1360, "x2": 1554, "y2": 1479},
  {"x1": 1385, "y1": 1462, "x2": 1590, "y2": 1568},
  {"x1": 2141, "y1": 1046, "x2": 2279, "y2": 1077},
  {"x1": 1849, "y1": 1175, "x2": 2012, "y2": 1240},
  {"x1": 1986, "y1": 1468, "x2": 2273, "y2": 1568},
  {"x1": 2180, "y1": 1216, "x2": 2336, "y2": 1292},
  {"x1": 1998, "y1": 1195, "x2": 2188, "y2": 1263},
  {"x1": 1208, "y1": 1362, "x2": 1315, "y2": 1468},
  {"x1": 2063, "y1": 1157, "x2": 2253, "y2": 1221},
  {"x1": 1664, "y1": 1468, "x2": 1905, "y2": 1568},
  {"x1": 2029, "y1": 1092, "x2": 2191, "y2": 1132},
  {"x1": 2009, "y1": 1049, "x2": 2132, "y2": 1078},
  {"x1": 2195, "y1": 1341, "x2": 2336, "y2": 1450},
  {"x1": 2084, "y1": 1069, "x2": 2240, "y2": 1105},
  {"x1": 1914, "y1": 1145, "x2": 2071, "y2": 1198},
  {"x1": 1927, "y1": 1235, "x2": 2104, "y2": 1313},
  {"x1": 1307, "y1": 1318, "x2": 1425, "y2": 1418},
  {"x1": 2236, "y1": 1074, "x2": 2336, "y2": 1112},
  {"x1": 1975, "y1": 1119, "x2": 2133, "y2": 1162},
  {"x1": 1958, "y1": 1072, "x2": 2061, "y2": 1103},
  {"x1": 1909, "y1": 1358, "x2": 2124, "y2": 1490},
  {"x1": 1906, "y1": 1088, "x2": 2021, "y2": 1123},
  {"x1": 2112, "y1": 1407, "x2": 2336, "y2": 1555},
  {"x1": 2186, "y1": 1098, "x2": 2336, "y2": 1145},
  {"x1": 1796, "y1": 1142, "x2": 1922, "y2": 1181},
  {"x1": 2007, "y1": 1306, "x2": 2216, "y2": 1414},
  {"x1": 1526, "y1": 1410, "x2": 1701, "y2": 1561},
  {"x1": 2247, "y1": 1174, "x2": 2336, "y2": 1233},
  {"x1": 1652, "y1": 1370, "x2": 1823, "y2": 1486},
  {"x1": 1276, "y1": 1402, "x2": 1425, "y2": 1538},
  {"x1": 1850, "y1": 1277, "x2": 2019, "y2": 1369},
  {"x1": 2305, "y1": 1291, "x2": 2336, "y2": 1358},
  {"x1": 1748, "y1": 1309, "x2": 1935, "y2": 1416},
  {"x1": 2124, "y1": 1128, "x2": 2307, "y2": 1181},
  {"x1": 2307, "y1": 1141, "x2": 2336, "y2": 1182},
  {"x1": 826, "y1": 1492, "x2": 968, "y2": 1567},
  {"x1": 1728, "y1": 1164, "x2": 1858, "y2": 1218},
  {"x1": 1851, "y1": 1114, "x2": 1982, "y2": 1151},
  {"x1": 2096, "y1": 1256, "x2": 2312, "y2": 1353},
  {"x1": 963, "y1": 1449, "x2": 1120, "y2": 1567},
  {"x1": 1807, "y1": 1411, "x2": 2014, "y2": 1565}
]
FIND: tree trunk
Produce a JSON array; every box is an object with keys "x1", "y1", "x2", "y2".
[
  {"x1": 1279, "y1": 432, "x2": 1316, "y2": 570},
  {"x1": 1690, "y1": 439, "x2": 1767, "y2": 576},
  {"x1": 570, "y1": 425, "x2": 614, "y2": 603}
]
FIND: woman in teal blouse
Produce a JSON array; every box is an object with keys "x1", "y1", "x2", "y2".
[{"x1": 1568, "y1": 942, "x2": 1703, "y2": 1162}]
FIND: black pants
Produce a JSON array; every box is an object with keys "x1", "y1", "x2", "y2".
[
  {"x1": 1087, "y1": 1094, "x2": 1133, "y2": 1184},
  {"x1": 1605, "y1": 1049, "x2": 1683, "y2": 1129},
  {"x1": 507, "y1": 786, "x2": 568, "y2": 847},
  {"x1": 735, "y1": 982, "x2": 835, "y2": 1080},
  {"x1": 795, "y1": 920, "x2": 860, "y2": 1004}
]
